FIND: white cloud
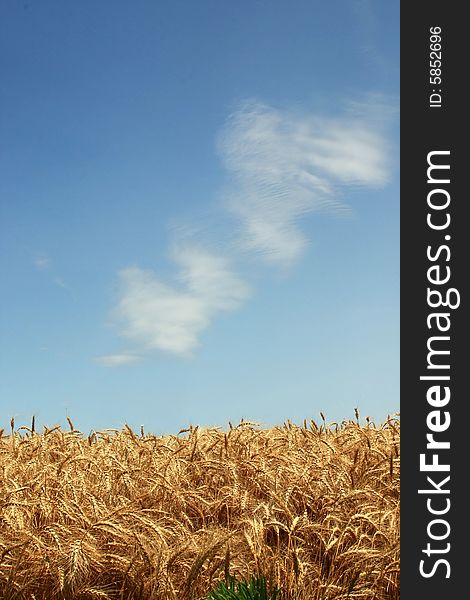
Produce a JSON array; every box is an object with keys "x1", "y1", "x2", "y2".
[
  {"x1": 111, "y1": 247, "x2": 250, "y2": 357},
  {"x1": 217, "y1": 100, "x2": 391, "y2": 266},
  {"x1": 94, "y1": 353, "x2": 142, "y2": 367},
  {"x1": 101, "y1": 96, "x2": 393, "y2": 361}
]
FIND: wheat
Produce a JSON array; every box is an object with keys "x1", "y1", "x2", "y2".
[{"x1": 0, "y1": 415, "x2": 400, "y2": 599}]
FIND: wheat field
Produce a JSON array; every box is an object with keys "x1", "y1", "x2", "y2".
[{"x1": 0, "y1": 415, "x2": 399, "y2": 600}]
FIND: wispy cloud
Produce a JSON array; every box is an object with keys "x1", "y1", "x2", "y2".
[
  {"x1": 33, "y1": 253, "x2": 51, "y2": 271},
  {"x1": 349, "y1": 0, "x2": 393, "y2": 73},
  {"x1": 94, "y1": 353, "x2": 142, "y2": 367},
  {"x1": 53, "y1": 276, "x2": 76, "y2": 300},
  {"x1": 33, "y1": 253, "x2": 76, "y2": 299},
  {"x1": 111, "y1": 247, "x2": 250, "y2": 357},
  {"x1": 101, "y1": 96, "x2": 393, "y2": 363},
  {"x1": 217, "y1": 99, "x2": 391, "y2": 266}
]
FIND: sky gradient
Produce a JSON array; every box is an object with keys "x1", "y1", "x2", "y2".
[{"x1": 0, "y1": 0, "x2": 399, "y2": 435}]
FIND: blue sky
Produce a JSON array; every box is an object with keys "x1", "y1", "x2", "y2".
[{"x1": 0, "y1": 0, "x2": 399, "y2": 435}]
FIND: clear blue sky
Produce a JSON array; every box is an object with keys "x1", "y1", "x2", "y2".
[{"x1": 0, "y1": 0, "x2": 399, "y2": 435}]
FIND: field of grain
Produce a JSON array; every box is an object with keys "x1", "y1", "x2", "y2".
[{"x1": 0, "y1": 415, "x2": 399, "y2": 600}]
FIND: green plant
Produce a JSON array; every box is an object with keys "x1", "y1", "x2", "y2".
[{"x1": 206, "y1": 575, "x2": 281, "y2": 600}]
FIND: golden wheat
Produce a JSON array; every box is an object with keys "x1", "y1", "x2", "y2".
[{"x1": 0, "y1": 415, "x2": 400, "y2": 599}]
